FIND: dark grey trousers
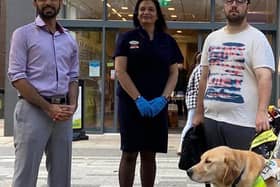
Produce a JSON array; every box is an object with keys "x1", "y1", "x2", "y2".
[
  {"x1": 12, "y1": 99, "x2": 72, "y2": 187},
  {"x1": 204, "y1": 117, "x2": 256, "y2": 150}
]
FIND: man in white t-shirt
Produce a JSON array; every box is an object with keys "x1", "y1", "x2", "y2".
[{"x1": 192, "y1": 0, "x2": 275, "y2": 150}]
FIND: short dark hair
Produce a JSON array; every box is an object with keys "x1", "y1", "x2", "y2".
[{"x1": 133, "y1": 0, "x2": 167, "y2": 32}]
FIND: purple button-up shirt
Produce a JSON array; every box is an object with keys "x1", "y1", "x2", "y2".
[{"x1": 8, "y1": 16, "x2": 79, "y2": 96}]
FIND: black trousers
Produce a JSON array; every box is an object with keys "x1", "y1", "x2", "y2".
[{"x1": 204, "y1": 118, "x2": 255, "y2": 150}]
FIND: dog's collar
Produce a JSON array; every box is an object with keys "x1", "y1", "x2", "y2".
[{"x1": 232, "y1": 168, "x2": 245, "y2": 186}]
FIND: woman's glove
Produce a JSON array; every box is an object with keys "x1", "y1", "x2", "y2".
[
  {"x1": 135, "y1": 96, "x2": 152, "y2": 117},
  {"x1": 149, "y1": 96, "x2": 168, "y2": 117}
]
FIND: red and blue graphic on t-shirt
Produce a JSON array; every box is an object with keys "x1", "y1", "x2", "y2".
[{"x1": 205, "y1": 42, "x2": 245, "y2": 104}]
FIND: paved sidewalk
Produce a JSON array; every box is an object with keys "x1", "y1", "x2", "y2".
[{"x1": 0, "y1": 119, "x2": 205, "y2": 187}]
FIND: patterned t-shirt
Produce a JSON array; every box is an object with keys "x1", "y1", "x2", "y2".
[{"x1": 201, "y1": 25, "x2": 275, "y2": 128}]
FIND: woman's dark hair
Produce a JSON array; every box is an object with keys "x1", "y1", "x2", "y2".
[{"x1": 133, "y1": 0, "x2": 167, "y2": 32}]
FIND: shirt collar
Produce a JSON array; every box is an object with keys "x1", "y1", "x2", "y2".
[
  {"x1": 35, "y1": 16, "x2": 67, "y2": 33},
  {"x1": 137, "y1": 26, "x2": 161, "y2": 40}
]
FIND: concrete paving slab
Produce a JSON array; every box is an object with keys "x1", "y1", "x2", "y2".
[{"x1": 0, "y1": 119, "x2": 205, "y2": 187}]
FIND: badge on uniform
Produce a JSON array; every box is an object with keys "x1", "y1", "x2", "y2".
[{"x1": 129, "y1": 40, "x2": 139, "y2": 49}]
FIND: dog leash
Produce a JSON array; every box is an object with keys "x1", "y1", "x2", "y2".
[{"x1": 232, "y1": 169, "x2": 245, "y2": 187}]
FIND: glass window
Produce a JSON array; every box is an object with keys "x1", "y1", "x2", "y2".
[
  {"x1": 104, "y1": 30, "x2": 118, "y2": 131},
  {"x1": 215, "y1": 0, "x2": 277, "y2": 24},
  {"x1": 64, "y1": 0, "x2": 103, "y2": 19},
  {"x1": 167, "y1": 29, "x2": 200, "y2": 67},
  {"x1": 114, "y1": 28, "x2": 198, "y2": 68},
  {"x1": 106, "y1": 0, "x2": 210, "y2": 21},
  {"x1": 104, "y1": 28, "x2": 202, "y2": 129},
  {"x1": 71, "y1": 30, "x2": 103, "y2": 131}
]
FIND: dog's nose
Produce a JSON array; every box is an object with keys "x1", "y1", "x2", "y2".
[{"x1": 186, "y1": 168, "x2": 193, "y2": 177}]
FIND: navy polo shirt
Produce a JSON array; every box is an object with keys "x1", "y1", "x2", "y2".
[{"x1": 114, "y1": 27, "x2": 183, "y2": 100}]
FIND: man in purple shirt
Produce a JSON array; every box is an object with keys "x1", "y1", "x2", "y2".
[{"x1": 7, "y1": 0, "x2": 79, "y2": 186}]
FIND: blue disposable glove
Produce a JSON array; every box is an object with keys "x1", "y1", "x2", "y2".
[
  {"x1": 135, "y1": 96, "x2": 153, "y2": 117},
  {"x1": 149, "y1": 96, "x2": 168, "y2": 117}
]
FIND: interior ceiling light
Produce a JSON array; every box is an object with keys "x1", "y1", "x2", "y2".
[
  {"x1": 168, "y1": 7, "x2": 175, "y2": 11},
  {"x1": 112, "y1": 8, "x2": 117, "y2": 13},
  {"x1": 117, "y1": 13, "x2": 122, "y2": 17},
  {"x1": 121, "y1": 6, "x2": 128, "y2": 10},
  {"x1": 106, "y1": 3, "x2": 111, "y2": 8},
  {"x1": 128, "y1": 14, "x2": 133, "y2": 17},
  {"x1": 122, "y1": 18, "x2": 127, "y2": 21},
  {"x1": 176, "y1": 30, "x2": 182, "y2": 34},
  {"x1": 171, "y1": 15, "x2": 177, "y2": 18}
]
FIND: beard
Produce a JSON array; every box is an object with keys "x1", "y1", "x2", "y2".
[
  {"x1": 225, "y1": 9, "x2": 247, "y2": 26},
  {"x1": 37, "y1": 5, "x2": 60, "y2": 19}
]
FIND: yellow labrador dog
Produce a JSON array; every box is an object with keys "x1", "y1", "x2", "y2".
[{"x1": 187, "y1": 146, "x2": 280, "y2": 187}]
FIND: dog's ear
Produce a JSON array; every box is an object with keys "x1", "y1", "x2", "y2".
[{"x1": 223, "y1": 157, "x2": 240, "y2": 186}]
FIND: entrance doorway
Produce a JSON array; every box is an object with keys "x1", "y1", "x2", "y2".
[{"x1": 70, "y1": 29, "x2": 207, "y2": 133}]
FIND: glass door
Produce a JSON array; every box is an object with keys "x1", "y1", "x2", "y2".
[
  {"x1": 104, "y1": 30, "x2": 118, "y2": 132},
  {"x1": 71, "y1": 30, "x2": 103, "y2": 132}
]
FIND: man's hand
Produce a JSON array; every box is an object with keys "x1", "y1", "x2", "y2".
[
  {"x1": 45, "y1": 104, "x2": 62, "y2": 120},
  {"x1": 192, "y1": 111, "x2": 204, "y2": 127},
  {"x1": 255, "y1": 110, "x2": 270, "y2": 132},
  {"x1": 53, "y1": 104, "x2": 76, "y2": 121},
  {"x1": 46, "y1": 104, "x2": 76, "y2": 122}
]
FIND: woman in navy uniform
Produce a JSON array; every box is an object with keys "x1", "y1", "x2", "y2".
[{"x1": 114, "y1": 0, "x2": 183, "y2": 186}]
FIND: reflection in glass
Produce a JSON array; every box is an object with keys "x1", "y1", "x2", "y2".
[
  {"x1": 64, "y1": 0, "x2": 103, "y2": 19},
  {"x1": 104, "y1": 31, "x2": 118, "y2": 130},
  {"x1": 107, "y1": 29, "x2": 203, "y2": 123},
  {"x1": 107, "y1": 0, "x2": 210, "y2": 21},
  {"x1": 215, "y1": 0, "x2": 277, "y2": 23},
  {"x1": 71, "y1": 31, "x2": 103, "y2": 130},
  {"x1": 63, "y1": 0, "x2": 211, "y2": 21},
  {"x1": 167, "y1": 30, "x2": 200, "y2": 69}
]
